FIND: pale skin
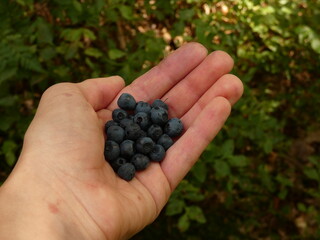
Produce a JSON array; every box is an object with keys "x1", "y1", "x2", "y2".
[{"x1": 0, "y1": 42, "x2": 243, "y2": 240}]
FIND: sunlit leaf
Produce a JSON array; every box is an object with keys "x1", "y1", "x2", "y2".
[
  {"x1": 177, "y1": 213, "x2": 190, "y2": 232},
  {"x1": 108, "y1": 49, "x2": 126, "y2": 60}
]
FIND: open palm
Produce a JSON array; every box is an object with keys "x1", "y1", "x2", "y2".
[{"x1": 4, "y1": 43, "x2": 243, "y2": 240}]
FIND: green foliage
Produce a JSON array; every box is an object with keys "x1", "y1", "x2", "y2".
[{"x1": 1, "y1": 0, "x2": 320, "y2": 239}]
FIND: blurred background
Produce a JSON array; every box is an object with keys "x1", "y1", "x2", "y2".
[{"x1": 0, "y1": 0, "x2": 319, "y2": 239}]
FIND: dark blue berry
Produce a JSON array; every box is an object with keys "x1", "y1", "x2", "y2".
[
  {"x1": 125, "y1": 122, "x2": 141, "y2": 140},
  {"x1": 110, "y1": 157, "x2": 127, "y2": 171},
  {"x1": 117, "y1": 93, "x2": 136, "y2": 110},
  {"x1": 136, "y1": 137, "x2": 155, "y2": 154},
  {"x1": 107, "y1": 125, "x2": 125, "y2": 143},
  {"x1": 104, "y1": 140, "x2": 120, "y2": 161},
  {"x1": 147, "y1": 124, "x2": 163, "y2": 141},
  {"x1": 135, "y1": 101, "x2": 151, "y2": 114},
  {"x1": 151, "y1": 99, "x2": 168, "y2": 110},
  {"x1": 120, "y1": 140, "x2": 135, "y2": 159},
  {"x1": 138, "y1": 129, "x2": 147, "y2": 138},
  {"x1": 117, "y1": 163, "x2": 135, "y2": 181},
  {"x1": 150, "y1": 106, "x2": 168, "y2": 126},
  {"x1": 104, "y1": 120, "x2": 119, "y2": 133},
  {"x1": 133, "y1": 112, "x2": 151, "y2": 130},
  {"x1": 149, "y1": 144, "x2": 166, "y2": 162},
  {"x1": 164, "y1": 118, "x2": 184, "y2": 137},
  {"x1": 103, "y1": 93, "x2": 186, "y2": 180},
  {"x1": 112, "y1": 108, "x2": 128, "y2": 122},
  {"x1": 157, "y1": 134, "x2": 174, "y2": 150},
  {"x1": 131, "y1": 153, "x2": 150, "y2": 171},
  {"x1": 119, "y1": 118, "x2": 133, "y2": 129}
]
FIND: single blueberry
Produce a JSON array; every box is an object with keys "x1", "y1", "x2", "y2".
[
  {"x1": 133, "y1": 112, "x2": 151, "y2": 130},
  {"x1": 107, "y1": 125, "x2": 125, "y2": 143},
  {"x1": 104, "y1": 140, "x2": 120, "y2": 161},
  {"x1": 110, "y1": 157, "x2": 127, "y2": 171},
  {"x1": 104, "y1": 120, "x2": 119, "y2": 134},
  {"x1": 164, "y1": 118, "x2": 184, "y2": 137},
  {"x1": 157, "y1": 134, "x2": 174, "y2": 150},
  {"x1": 150, "y1": 106, "x2": 168, "y2": 126},
  {"x1": 136, "y1": 137, "x2": 155, "y2": 154},
  {"x1": 112, "y1": 108, "x2": 128, "y2": 122},
  {"x1": 151, "y1": 99, "x2": 168, "y2": 110},
  {"x1": 135, "y1": 101, "x2": 151, "y2": 114},
  {"x1": 149, "y1": 144, "x2": 166, "y2": 162},
  {"x1": 125, "y1": 122, "x2": 141, "y2": 140},
  {"x1": 120, "y1": 140, "x2": 135, "y2": 159},
  {"x1": 119, "y1": 118, "x2": 134, "y2": 129},
  {"x1": 138, "y1": 129, "x2": 147, "y2": 138},
  {"x1": 147, "y1": 124, "x2": 163, "y2": 141},
  {"x1": 117, "y1": 163, "x2": 135, "y2": 181},
  {"x1": 131, "y1": 153, "x2": 150, "y2": 171},
  {"x1": 117, "y1": 93, "x2": 136, "y2": 110}
]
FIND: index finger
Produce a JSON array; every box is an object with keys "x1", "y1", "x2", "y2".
[{"x1": 107, "y1": 42, "x2": 208, "y2": 110}]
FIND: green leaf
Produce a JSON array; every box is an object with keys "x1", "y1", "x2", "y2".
[
  {"x1": 0, "y1": 96, "x2": 17, "y2": 107},
  {"x1": 259, "y1": 165, "x2": 275, "y2": 192},
  {"x1": 186, "y1": 0, "x2": 200, "y2": 3},
  {"x1": 214, "y1": 160, "x2": 230, "y2": 178},
  {"x1": 263, "y1": 138, "x2": 273, "y2": 153},
  {"x1": 84, "y1": 48, "x2": 103, "y2": 58},
  {"x1": 40, "y1": 47, "x2": 56, "y2": 61},
  {"x1": 35, "y1": 18, "x2": 53, "y2": 44},
  {"x1": 54, "y1": 66, "x2": 70, "y2": 77},
  {"x1": 177, "y1": 213, "x2": 190, "y2": 232},
  {"x1": 2, "y1": 140, "x2": 18, "y2": 166},
  {"x1": 165, "y1": 199, "x2": 185, "y2": 216},
  {"x1": 228, "y1": 155, "x2": 248, "y2": 167},
  {"x1": 311, "y1": 38, "x2": 320, "y2": 54},
  {"x1": 221, "y1": 139, "x2": 234, "y2": 158},
  {"x1": 82, "y1": 29, "x2": 96, "y2": 41},
  {"x1": 0, "y1": 115, "x2": 16, "y2": 131},
  {"x1": 276, "y1": 175, "x2": 293, "y2": 187},
  {"x1": 303, "y1": 168, "x2": 320, "y2": 181},
  {"x1": 0, "y1": 68, "x2": 17, "y2": 84},
  {"x1": 171, "y1": 21, "x2": 185, "y2": 36},
  {"x1": 297, "y1": 203, "x2": 307, "y2": 212},
  {"x1": 179, "y1": 9, "x2": 195, "y2": 21},
  {"x1": 278, "y1": 188, "x2": 288, "y2": 200},
  {"x1": 65, "y1": 44, "x2": 79, "y2": 60},
  {"x1": 61, "y1": 29, "x2": 83, "y2": 42},
  {"x1": 108, "y1": 49, "x2": 126, "y2": 60},
  {"x1": 73, "y1": 0, "x2": 83, "y2": 13},
  {"x1": 20, "y1": 57, "x2": 44, "y2": 73},
  {"x1": 184, "y1": 191, "x2": 205, "y2": 202},
  {"x1": 118, "y1": 5, "x2": 133, "y2": 20},
  {"x1": 191, "y1": 160, "x2": 207, "y2": 183},
  {"x1": 95, "y1": 0, "x2": 105, "y2": 11},
  {"x1": 186, "y1": 206, "x2": 206, "y2": 224},
  {"x1": 105, "y1": 8, "x2": 118, "y2": 21},
  {"x1": 16, "y1": 0, "x2": 34, "y2": 7},
  {"x1": 176, "y1": 180, "x2": 205, "y2": 201}
]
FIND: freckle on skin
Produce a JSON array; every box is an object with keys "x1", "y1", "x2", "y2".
[
  {"x1": 64, "y1": 93, "x2": 73, "y2": 97},
  {"x1": 48, "y1": 203, "x2": 59, "y2": 214}
]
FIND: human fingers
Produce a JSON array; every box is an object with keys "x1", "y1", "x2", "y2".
[
  {"x1": 161, "y1": 97, "x2": 232, "y2": 189},
  {"x1": 97, "y1": 42, "x2": 208, "y2": 117},
  {"x1": 77, "y1": 76, "x2": 125, "y2": 111},
  {"x1": 182, "y1": 74, "x2": 243, "y2": 127},
  {"x1": 163, "y1": 50, "x2": 234, "y2": 118},
  {"x1": 131, "y1": 96, "x2": 231, "y2": 209}
]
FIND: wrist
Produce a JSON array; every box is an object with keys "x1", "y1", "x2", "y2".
[{"x1": 0, "y1": 156, "x2": 105, "y2": 240}]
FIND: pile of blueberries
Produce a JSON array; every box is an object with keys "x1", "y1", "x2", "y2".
[{"x1": 104, "y1": 93, "x2": 183, "y2": 181}]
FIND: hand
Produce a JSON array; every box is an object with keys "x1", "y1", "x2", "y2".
[{"x1": 0, "y1": 43, "x2": 243, "y2": 240}]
